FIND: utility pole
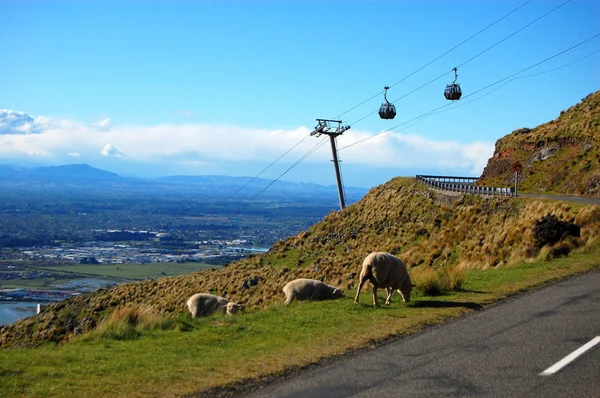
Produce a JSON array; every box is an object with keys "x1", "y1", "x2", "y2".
[{"x1": 310, "y1": 119, "x2": 351, "y2": 210}]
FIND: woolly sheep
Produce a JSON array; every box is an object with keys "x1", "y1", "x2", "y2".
[
  {"x1": 283, "y1": 278, "x2": 343, "y2": 305},
  {"x1": 186, "y1": 293, "x2": 241, "y2": 318},
  {"x1": 354, "y1": 252, "x2": 415, "y2": 306}
]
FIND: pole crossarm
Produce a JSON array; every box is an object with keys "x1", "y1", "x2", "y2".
[{"x1": 310, "y1": 119, "x2": 351, "y2": 137}]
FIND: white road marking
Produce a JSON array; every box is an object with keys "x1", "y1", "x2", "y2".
[{"x1": 540, "y1": 336, "x2": 600, "y2": 376}]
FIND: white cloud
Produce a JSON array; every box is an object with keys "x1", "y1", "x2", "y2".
[
  {"x1": 0, "y1": 111, "x2": 495, "y2": 184},
  {"x1": 93, "y1": 117, "x2": 112, "y2": 130},
  {"x1": 0, "y1": 109, "x2": 36, "y2": 134},
  {"x1": 101, "y1": 144, "x2": 123, "y2": 157},
  {"x1": 336, "y1": 130, "x2": 494, "y2": 175}
]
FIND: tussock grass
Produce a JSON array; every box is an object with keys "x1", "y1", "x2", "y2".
[
  {"x1": 86, "y1": 304, "x2": 172, "y2": 341},
  {"x1": 3, "y1": 178, "x2": 600, "y2": 349},
  {"x1": 412, "y1": 265, "x2": 466, "y2": 296}
]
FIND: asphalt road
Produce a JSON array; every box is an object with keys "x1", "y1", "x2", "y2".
[
  {"x1": 519, "y1": 193, "x2": 600, "y2": 206},
  {"x1": 242, "y1": 269, "x2": 600, "y2": 398}
]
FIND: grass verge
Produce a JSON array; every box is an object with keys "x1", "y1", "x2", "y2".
[{"x1": 1, "y1": 244, "x2": 599, "y2": 398}]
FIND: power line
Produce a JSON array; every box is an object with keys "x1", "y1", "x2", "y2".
[
  {"x1": 335, "y1": 0, "x2": 535, "y2": 120},
  {"x1": 430, "y1": 48, "x2": 600, "y2": 114},
  {"x1": 457, "y1": 0, "x2": 572, "y2": 69},
  {"x1": 225, "y1": 132, "x2": 312, "y2": 200},
  {"x1": 338, "y1": 33, "x2": 600, "y2": 152},
  {"x1": 233, "y1": 136, "x2": 330, "y2": 215},
  {"x1": 346, "y1": 0, "x2": 573, "y2": 129}
]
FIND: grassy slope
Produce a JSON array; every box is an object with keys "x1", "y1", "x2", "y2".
[
  {"x1": 2, "y1": 178, "x2": 600, "y2": 348},
  {"x1": 1, "y1": 246, "x2": 599, "y2": 398},
  {"x1": 478, "y1": 90, "x2": 600, "y2": 195}
]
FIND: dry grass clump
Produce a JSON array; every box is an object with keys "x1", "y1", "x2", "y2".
[
  {"x1": 411, "y1": 265, "x2": 466, "y2": 296},
  {"x1": 92, "y1": 303, "x2": 170, "y2": 341}
]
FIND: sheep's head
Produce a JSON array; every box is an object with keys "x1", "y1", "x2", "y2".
[
  {"x1": 332, "y1": 288, "x2": 344, "y2": 299},
  {"x1": 400, "y1": 283, "x2": 416, "y2": 302},
  {"x1": 225, "y1": 302, "x2": 241, "y2": 316}
]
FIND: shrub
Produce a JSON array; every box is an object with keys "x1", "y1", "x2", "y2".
[{"x1": 532, "y1": 214, "x2": 580, "y2": 251}]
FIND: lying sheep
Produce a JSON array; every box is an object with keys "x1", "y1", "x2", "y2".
[
  {"x1": 354, "y1": 252, "x2": 415, "y2": 306},
  {"x1": 186, "y1": 293, "x2": 241, "y2": 318},
  {"x1": 283, "y1": 278, "x2": 343, "y2": 305}
]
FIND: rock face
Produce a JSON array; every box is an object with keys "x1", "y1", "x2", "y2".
[{"x1": 478, "y1": 91, "x2": 600, "y2": 196}]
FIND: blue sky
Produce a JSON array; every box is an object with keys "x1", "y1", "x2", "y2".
[{"x1": 1, "y1": 0, "x2": 599, "y2": 189}]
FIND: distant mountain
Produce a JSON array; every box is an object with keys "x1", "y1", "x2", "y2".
[
  {"x1": 0, "y1": 164, "x2": 121, "y2": 183},
  {"x1": 0, "y1": 164, "x2": 368, "y2": 204},
  {"x1": 157, "y1": 174, "x2": 367, "y2": 201}
]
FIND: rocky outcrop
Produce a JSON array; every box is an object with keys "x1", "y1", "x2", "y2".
[{"x1": 478, "y1": 91, "x2": 600, "y2": 196}]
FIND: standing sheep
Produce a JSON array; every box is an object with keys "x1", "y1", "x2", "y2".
[
  {"x1": 354, "y1": 252, "x2": 415, "y2": 306},
  {"x1": 186, "y1": 293, "x2": 241, "y2": 318},
  {"x1": 283, "y1": 278, "x2": 343, "y2": 305}
]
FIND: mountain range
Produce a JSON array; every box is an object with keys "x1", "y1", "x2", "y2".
[{"x1": 0, "y1": 163, "x2": 368, "y2": 203}]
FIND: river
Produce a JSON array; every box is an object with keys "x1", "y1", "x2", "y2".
[
  {"x1": 0, "y1": 277, "x2": 118, "y2": 327},
  {"x1": 0, "y1": 301, "x2": 38, "y2": 326}
]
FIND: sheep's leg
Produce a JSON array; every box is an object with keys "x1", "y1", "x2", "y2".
[
  {"x1": 385, "y1": 287, "x2": 393, "y2": 305},
  {"x1": 372, "y1": 286, "x2": 379, "y2": 306},
  {"x1": 354, "y1": 278, "x2": 367, "y2": 304}
]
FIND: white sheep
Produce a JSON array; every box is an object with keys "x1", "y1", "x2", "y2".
[
  {"x1": 186, "y1": 293, "x2": 241, "y2": 318},
  {"x1": 283, "y1": 278, "x2": 344, "y2": 305},
  {"x1": 354, "y1": 252, "x2": 415, "y2": 306}
]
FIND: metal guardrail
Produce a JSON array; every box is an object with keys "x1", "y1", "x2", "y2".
[{"x1": 416, "y1": 175, "x2": 514, "y2": 197}]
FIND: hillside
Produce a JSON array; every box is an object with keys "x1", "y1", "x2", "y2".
[
  {"x1": 478, "y1": 90, "x2": 600, "y2": 196},
  {"x1": 2, "y1": 177, "x2": 599, "y2": 348},
  {"x1": 2, "y1": 93, "x2": 600, "y2": 349}
]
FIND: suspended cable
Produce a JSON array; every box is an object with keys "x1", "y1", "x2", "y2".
[
  {"x1": 225, "y1": 132, "x2": 312, "y2": 200},
  {"x1": 338, "y1": 33, "x2": 600, "y2": 151},
  {"x1": 345, "y1": 0, "x2": 571, "y2": 130},
  {"x1": 431, "y1": 48, "x2": 600, "y2": 114},
  {"x1": 232, "y1": 137, "x2": 330, "y2": 215},
  {"x1": 335, "y1": 0, "x2": 535, "y2": 120},
  {"x1": 457, "y1": 0, "x2": 572, "y2": 69}
]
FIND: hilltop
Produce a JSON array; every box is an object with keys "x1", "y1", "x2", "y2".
[{"x1": 478, "y1": 90, "x2": 600, "y2": 196}]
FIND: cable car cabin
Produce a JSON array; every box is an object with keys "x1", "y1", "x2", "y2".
[
  {"x1": 379, "y1": 102, "x2": 397, "y2": 120},
  {"x1": 444, "y1": 84, "x2": 462, "y2": 101}
]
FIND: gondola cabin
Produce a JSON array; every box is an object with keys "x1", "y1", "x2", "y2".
[
  {"x1": 379, "y1": 86, "x2": 396, "y2": 120},
  {"x1": 379, "y1": 102, "x2": 396, "y2": 119},
  {"x1": 444, "y1": 84, "x2": 462, "y2": 101}
]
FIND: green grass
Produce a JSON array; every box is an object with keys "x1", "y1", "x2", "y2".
[
  {"x1": 38, "y1": 262, "x2": 218, "y2": 280},
  {"x1": 0, "y1": 278, "x2": 68, "y2": 290},
  {"x1": 1, "y1": 244, "x2": 599, "y2": 398}
]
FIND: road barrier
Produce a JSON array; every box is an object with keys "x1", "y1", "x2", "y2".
[{"x1": 416, "y1": 175, "x2": 514, "y2": 197}]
